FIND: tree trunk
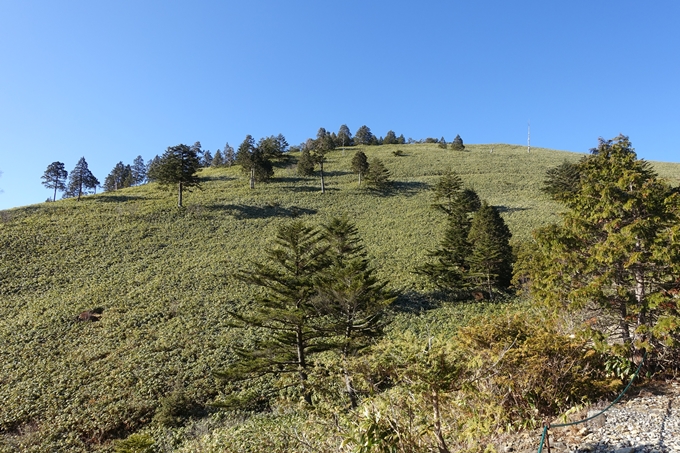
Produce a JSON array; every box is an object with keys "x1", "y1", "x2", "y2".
[
  {"x1": 53, "y1": 185, "x2": 57, "y2": 202},
  {"x1": 432, "y1": 389, "x2": 450, "y2": 453},
  {"x1": 177, "y1": 182, "x2": 183, "y2": 207},
  {"x1": 358, "y1": 172, "x2": 362, "y2": 187},
  {"x1": 320, "y1": 161, "x2": 325, "y2": 193},
  {"x1": 296, "y1": 326, "x2": 312, "y2": 405},
  {"x1": 250, "y1": 168, "x2": 255, "y2": 189}
]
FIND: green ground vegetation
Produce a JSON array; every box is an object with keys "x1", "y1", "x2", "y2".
[{"x1": 2, "y1": 143, "x2": 680, "y2": 452}]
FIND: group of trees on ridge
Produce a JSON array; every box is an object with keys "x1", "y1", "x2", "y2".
[{"x1": 40, "y1": 124, "x2": 466, "y2": 203}]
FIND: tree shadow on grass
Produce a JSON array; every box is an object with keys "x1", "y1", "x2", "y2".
[
  {"x1": 94, "y1": 195, "x2": 145, "y2": 203},
  {"x1": 364, "y1": 181, "x2": 430, "y2": 198},
  {"x1": 200, "y1": 175, "x2": 237, "y2": 182},
  {"x1": 494, "y1": 205, "x2": 529, "y2": 213},
  {"x1": 207, "y1": 203, "x2": 317, "y2": 219}
]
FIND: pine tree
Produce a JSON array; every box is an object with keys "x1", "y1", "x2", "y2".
[
  {"x1": 354, "y1": 125, "x2": 374, "y2": 145},
  {"x1": 41, "y1": 162, "x2": 68, "y2": 202},
  {"x1": 351, "y1": 151, "x2": 369, "y2": 186},
  {"x1": 337, "y1": 124, "x2": 353, "y2": 148},
  {"x1": 131, "y1": 155, "x2": 147, "y2": 185},
  {"x1": 383, "y1": 130, "x2": 398, "y2": 145},
  {"x1": 466, "y1": 202, "x2": 513, "y2": 297},
  {"x1": 438, "y1": 137, "x2": 447, "y2": 149},
  {"x1": 65, "y1": 157, "x2": 97, "y2": 201},
  {"x1": 223, "y1": 142, "x2": 236, "y2": 166},
  {"x1": 147, "y1": 144, "x2": 201, "y2": 207},
  {"x1": 201, "y1": 150, "x2": 213, "y2": 167},
  {"x1": 450, "y1": 134, "x2": 465, "y2": 151},
  {"x1": 211, "y1": 150, "x2": 225, "y2": 167},
  {"x1": 431, "y1": 170, "x2": 464, "y2": 216},
  {"x1": 365, "y1": 158, "x2": 391, "y2": 190},
  {"x1": 297, "y1": 148, "x2": 315, "y2": 176},
  {"x1": 215, "y1": 221, "x2": 331, "y2": 406},
  {"x1": 417, "y1": 206, "x2": 472, "y2": 293},
  {"x1": 104, "y1": 162, "x2": 134, "y2": 192},
  {"x1": 315, "y1": 217, "x2": 395, "y2": 407}
]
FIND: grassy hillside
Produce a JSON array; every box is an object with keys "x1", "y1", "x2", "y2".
[{"x1": 1, "y1": 143, "x2": 679, "y2": 451}]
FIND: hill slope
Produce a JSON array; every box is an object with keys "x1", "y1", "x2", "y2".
[{"x1": 1, "y1": 143, "x2": 679, "y2": 451}]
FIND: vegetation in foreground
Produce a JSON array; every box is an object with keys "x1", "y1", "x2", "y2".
[{"x1": 2, "y1": 141, "x2": 680, "y2": 452}]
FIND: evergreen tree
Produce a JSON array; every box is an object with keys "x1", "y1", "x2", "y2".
[
  {"x1": 146, "y1": 155, "x2": 161, "y2": 182},
  {"x1": 201, "y1": 150, "x2": 213, "y2": 167},
  {"x1": 65, "y1": 157, "x2": 97, "y2": 201},
  {"x1": 354, "y1": 125, "x2": 375, "y2": 145},
  {"x1": 397, "y1": 134, "x2": 406, "y2": 144},
  {"x1": 527, "y1": 135, "x2": 680, "y2": 356},
  {"x1": 450, "y1": 134, "x2": 465, "y2": 151},
  {"x1": 223, "y1": 142, "x2": 236, "y2": 166},
  {"x1": 431, "y1": 171, "x2": 482, "y2": 217},
  {"x1": 466, "y1": 202, "x2": 513, "y2": 296},
  {"x1": 438, "y1": 137, "x2": 447, "y2": 149},
  {"x1": 417, "y1": 207, "x2": 472, "y2": 292},
  {"x1": 147, "y1": 144, "x2": 201, "y2": 207},
  {"x1": 337, "y1": 124, "x2": 353, "y2": 147},
  {"x1": 541, "y1": 159, "x2": 581, "y2": 202},
  {"x1": 297, "y1": 148, "x2": 315, "y2": 176},
  {"x1": 365, "y1": 158, "x2": 391, "y2": 189},
  {"x1": 211, "y1": 150, "x2": 225, "y2": 167},
  {"x1": 383, "y1": 130, "x2": 398, "y2": 145},
  {"x1": 216, "y1": 221, "x2": 331, "y2": 406},
  {"x1": 131, "y1": 155, "x2": 147, "y2": 185},
  {"x1": 431, "y1": 170, "x2": 464, "y2": 216},
  {"x1": 104, "y1": 162, "x2": 133, "y2": 192},
  {"x1": 315, "y1": 217, "x2": 395, "y2": 407},
  {"x1": 41, "y1": 161, "x2": 68, "y2": 202},
  {"x1": 351, "y1": 151, "x2": 369, "y2": 186}
]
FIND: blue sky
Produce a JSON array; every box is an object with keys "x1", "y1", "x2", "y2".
[{"x1": 1, "y1": 1, "x2": 679, "y2": 210}]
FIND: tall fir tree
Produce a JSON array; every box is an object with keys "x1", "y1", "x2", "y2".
[
  {"x1": 351, "y1": 151, "x2": 369, "y2": 186},
  {"x1": 131, "y1": 155, "x2": 147, "y2": 185},
  {"x1": 450, "y1": 134, "x2": 465, "y2": 151},
  {"x1": 365, "y1": 158, "x2": 391, "y2": 190},
  {"x1": 315, "y1": 217, "x2": 395, "y2": 407},
  {"x1": 297, "y1": 148, "x2": 315, "y2": 176},
  {"x1": 65, "y1": 157, "x2": 98, "y2": 200},
  {"x1": 147, "y1": 144, "x2": 201, "y2": 207},
  {"x1": 41, "y1": 161, "x2": 68, "y2": 202},
  {"x1": 216, "y1": 221, "x2": 331, "y2": 406},
  {"x1": 466, "y1": 202, "x2": 513, "y2": 296}
]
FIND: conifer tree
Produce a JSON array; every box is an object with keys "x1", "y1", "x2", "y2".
[
  {"x1": 438, "y1": 137, "x2": 447, "y2": 149},
  {"x1": 467, "y1": 202, "x2": 513, "y2": 296},
  {"x1": 147, "y1": 144, "x2": 201, "y2": 207},
  {"x1": 417, "y1": 206, "x2": 472, "y2": 293},
  {"x1": 223, "y1": 142, "x2": 236, "y2": 166},
  {"x1": 236, "y1": 135, "x2": 273, "y2": 188},
  {"x1": 297, "y1": 148, "x2": 315, "y2": 176},
  {"x1": 65, "y1": 157, "x2": 98, "y2": 200},
  {"x1": 131, "y1": 155, "x2": 147, "y2": 185},
  {"x1": 41, "y1": 161, "x2": 68, "y2": 202},
  {"x1": 450, "y1": 134, "x2": 465, "y2": 151},
  {"x1": 528, "y1": 135, "x2": 680, "y2": 355},
  {"x1": 337, "y1": 124, "x2": 353, "y2": 147},
  {"x1": 315, "y1": 217, "x2": 395, "y2": 407},
  {"x1": 365, "y1": 158, "x2": 391, "y2": 190},
  {"x1": 351, "y1": 150, "x2": 369, "y2": 186},
  {"x1": 216, "y1": 221, "x2": 331, "y2": 406},
  {"x1": 211, "y1": 150, "x2": 224, "y2": 167}
]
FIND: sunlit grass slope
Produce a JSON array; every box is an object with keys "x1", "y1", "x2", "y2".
[{"x1": 1, "y1": 143, "x2": 679, "y2": 451}]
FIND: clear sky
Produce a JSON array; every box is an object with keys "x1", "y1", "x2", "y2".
[{"x1": 1, "y1": 1, "x2": 679, "y2": 210}]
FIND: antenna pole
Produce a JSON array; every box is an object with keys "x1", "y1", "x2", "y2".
[{"x1": 527, "y1": 121, "x2": 531, "y2": 153}]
